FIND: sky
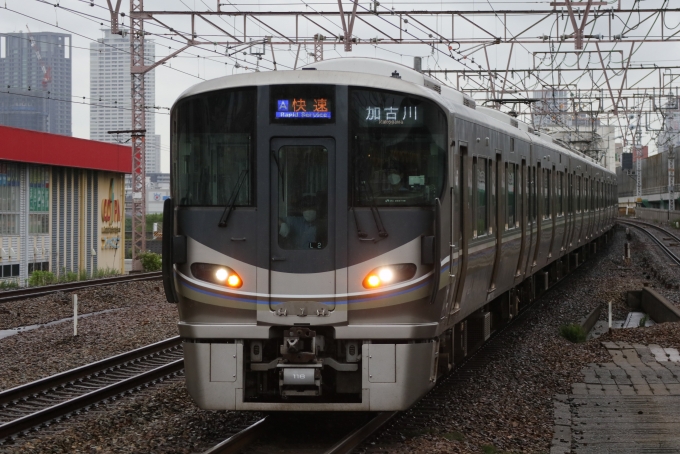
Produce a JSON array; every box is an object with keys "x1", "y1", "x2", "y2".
[{"x1": 1, "y1": 0, "x2": 678, "y2": 170}]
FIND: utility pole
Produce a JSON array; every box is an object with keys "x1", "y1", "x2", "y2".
[
  {"x1": 313, "y1": 34, "x2": 324, "y2": 62},
  {"x1": 130, "y1": 0, "x2": 147, "y2": 270},
  {"x1": 669, "y1": 145, "x2": 675, "y2": 217},
  {"x1": 635, "y1": 123, "x2": 642, "y2": 201}
]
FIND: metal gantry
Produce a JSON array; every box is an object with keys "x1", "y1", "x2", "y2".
[{"x1": 96, "y1": 0, "x2": 680, "y2": 233}]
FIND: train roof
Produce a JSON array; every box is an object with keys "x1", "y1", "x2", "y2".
[{"x1": 175, "y1": 57, "x2": 613, "y2": 179}]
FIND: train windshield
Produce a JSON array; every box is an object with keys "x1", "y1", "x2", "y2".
[
  {"x1": 172, "y1": 87, "x2": 256, "y2": 206},
  {"x1": 349, "y1": 88, "x2": 447, "y2": 207}
]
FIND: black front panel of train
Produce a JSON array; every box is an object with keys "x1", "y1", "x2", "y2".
[{"x1": 172, "y1": 84, "x2": 447, "y2": 275}]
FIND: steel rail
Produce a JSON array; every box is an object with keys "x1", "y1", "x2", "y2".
[
  {"x1": 0, "y1": 360, "x2": 183, "y2": 441},
  {"x1": 324, "y1": 411, "x2": 398, "y2": 454},
  {"x1": 0, "y1": 336, "x2": 181, "y2": 406},
  {"x1": 619, "y1": 220, "x2": 680, "y2": 266},
  {"x1": 619, "y1": 219, "x2": 680, "y2": 244},
  {"x1": 201, "y1": 417, "x2": 271, "y2": 454},
  {"x1": 0, "y1": 272, "x2": 162, "y2": 303},
  {"x1": 0, "y1": 336, "x2": 182, "y2": 442}
]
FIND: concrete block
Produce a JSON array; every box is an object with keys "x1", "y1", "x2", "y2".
[
  {"x1": 572, "y1": 383, "x2": 588, "y2": 395},
  {"x1": 650, "y1": 383, "x2": 670, "y2": 395},
  {"x1": 633, "y1": 384, "x2": 653, "y2": 395},
  {"x1": 619, "y1": 385, "x2": 637, "y2": 395}
]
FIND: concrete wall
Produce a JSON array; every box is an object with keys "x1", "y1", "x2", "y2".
[{"x1": 625, "y1": 207, "x2": 680, "y2": 224}]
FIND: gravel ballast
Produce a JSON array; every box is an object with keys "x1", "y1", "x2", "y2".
[
  {"x1": 0, "y1": 281, "x2": 176, "y2": 391},
  {"x1": 3, "y1": 223, "x2": 680, "y2": 453}
]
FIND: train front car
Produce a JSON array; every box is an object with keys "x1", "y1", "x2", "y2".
[{"x1": 163, "y1": 67, "x2": 449, "y2": 411}]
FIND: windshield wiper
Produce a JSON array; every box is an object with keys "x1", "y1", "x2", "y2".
[
  {"x1": 271, "y1": 149, "x2": 286, "y2": 200},
  {"x1": 355, "y1": 163, "x2": 388, "y2": 240},
  {"x1": 218, "y1": 169, "x2": 248, "y2": 227}
]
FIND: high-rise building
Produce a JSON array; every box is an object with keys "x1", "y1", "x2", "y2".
[
  {"x1": 89, "y1": 29, "x2": 160, "y2": 174},
  {"x1": 0, "y1": 31, "x2": 72, "y2": 135}
]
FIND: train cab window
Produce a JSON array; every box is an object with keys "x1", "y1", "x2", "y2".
[
  {"x1": 349, "y1": 88, "x2": 447, "y2": 207},
  {"x1": 506, "y1": 163, "x2": 517, "y2": 230},
  {"x1": 474, "y1": 157, "x2": 488, "y2": 237},
  {"x1": 276, "y1": 146, "x2": 329, "y2": 250},
  {"x1": 543, "y1": 168, "x2": 551, "y2": 220},
  {"x1": 172, "y1": 87, "x2": 256, "y2": 206}
]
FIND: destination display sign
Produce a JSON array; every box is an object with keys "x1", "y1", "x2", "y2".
[
  {"x1": 352, "y1": 90, "x2": 425, "y2": 128},
  {"x1": 275, "y1": 97, "x2": 332, "y2": 119},
  {"x1": 270, "y1": 85, "x2": 335, "y2": 124}
]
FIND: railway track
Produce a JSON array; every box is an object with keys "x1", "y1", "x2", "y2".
[
  {"x1": 200, "y1": 234, "x2": 612, "y2": 454},
  {"x1": 0, "y1": 272, "x2": 162, "y2": 303},
  {"x1": 0, "y1": 336, "x2": 182, "y2": 444},
  {"x1": 618, "y1": 220, "x2": 680, "y2": 265}
]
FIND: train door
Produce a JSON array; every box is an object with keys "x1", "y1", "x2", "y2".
[
  {"x1": 262, "y1": 137, "x2": 347, "y2": 324},
  {"x1": 489, "y1": 152, "x2": 503, "y2": 292},
  {"x1": 515, "y1": 159, "x2": 527, "y2": 281},
  {"x1": 446, "y1": 141, "x2": 462, "y2": 319},
  {"x1": 453, "y1": 142, "x2": 470, "y2": 313}
]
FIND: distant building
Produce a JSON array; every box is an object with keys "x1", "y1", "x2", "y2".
[
  {"x1": 0, "y1": 31, "x2": 72, "y2": 135},
  {"x1": 657, "y1": 96, "x2": 680, "y2": 154},
  {"x1": 615, "y1": 143, "x2": 623, "y2": 167},
  {"x1": 532, "y1": 89, "x2": 616, "y2": 172},
  {"x1": 89, "y1": 29, "x2": 160, "y2": 174},
  {"x1": 632, "y1": 146, "x2": 649, "y2": 162},
  {"x1": 124, "y1": 172, "x2": 170, "y2": 214}
]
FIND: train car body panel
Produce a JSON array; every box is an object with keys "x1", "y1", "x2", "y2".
[{"x1": 165, "y1": 57, "x2": 617, "y2": 411}]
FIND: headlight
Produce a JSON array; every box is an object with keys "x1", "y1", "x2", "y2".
[
  {"x1": 191, "y1": 263, "x2": 243, "y2": 288},
  {"x1": 362, "y1": 263, "x2": 417, "y2": 289}
]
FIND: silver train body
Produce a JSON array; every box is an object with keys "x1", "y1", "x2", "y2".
[{"x1": 162, "y1": 58, "x2": 617, "y2": 411}]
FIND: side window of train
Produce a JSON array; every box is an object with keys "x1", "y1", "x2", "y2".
[
  {"x1": 543, "y1": 168, "x2": 551, "y2": 220},
  {"x1": 557, "y1": 171, "x2": 563, "y2": 217},
  {"x1": 474, "y1": 157, "x2": 488, "y2": 238},
  {"x1": 506, "y1": 163, "x2": 516, "y2": 230},
  {"x1": 530, "y1": 166, "x2": 537, "y2": 223}
]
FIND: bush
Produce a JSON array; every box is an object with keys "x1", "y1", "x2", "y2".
[
  {"x1": 93, "y1": 267, "x2": 121, "y2": 279},
  {"x1": 138, "y1": 251, "x2": 162, "y2": 272},
  {"x1": 559, "y1": 323, "x2": 587, "y2": 343},
  {"x1": 0, "y1": 279, "x2": 19, "y2": 290},
  {"x1": 28, "y1": 271, "x2": 57, "y2": 287}
]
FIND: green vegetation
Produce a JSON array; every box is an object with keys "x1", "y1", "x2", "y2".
[
  {"x1": 28, "y1": 271, "x2": 58, "y2": 287},
  {"x1": 26, "y1": 267, "x2": 120, "y2": 287},
  {"x1": 559, "y1": 323, "x2": 587, "y2": 343},
  {"x1": 639, "y1": 314, "x2": 650, "y2": 327},
  {"x1": 125, "y1": 212, "x2": 164, "y2": 232},
  {"x1": 443, "y1": 431, "x2": 465, "y2": 442},
  {"x1": 0, "y1": 279, "x2": 19, "y2": 290},
  {"x1": 93, "y1": 267, "x2": 121, "y2": 279},
  {"x1": 138, "y1": 251, "x2": 162, "y2": 272}
]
